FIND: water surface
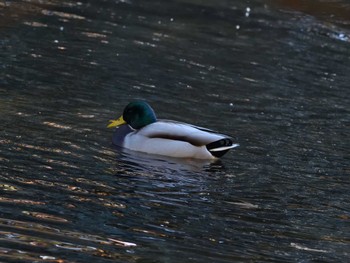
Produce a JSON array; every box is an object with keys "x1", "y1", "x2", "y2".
[{"x1": 1, "y1": 0, "x2": 349, "y2": 262}]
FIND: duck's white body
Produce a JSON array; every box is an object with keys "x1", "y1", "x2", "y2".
[{"x1": 113, "y1": 120, "x2": 238, "y2": 159}]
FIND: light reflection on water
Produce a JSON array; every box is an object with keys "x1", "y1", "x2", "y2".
[{"x1": 1, "y1": 0, "x2": 350, "y2": 262}]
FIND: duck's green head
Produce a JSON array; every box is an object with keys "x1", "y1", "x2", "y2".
[{"x1": 107, "y1": 101, "x2": 157, "y2": 129}]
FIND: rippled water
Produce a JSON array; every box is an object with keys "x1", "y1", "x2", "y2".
[{"x1": 1, "y1": 0, "x2": 349, "y2": 262}]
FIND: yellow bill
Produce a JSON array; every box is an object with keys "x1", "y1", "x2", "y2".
[{"x1": 107, "y1": 116, "x2": 126, "y2": 128}]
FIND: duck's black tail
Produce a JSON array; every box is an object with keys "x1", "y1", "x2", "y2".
[{"x1": 206, "y1": 138, "x2": 239, "y2": 158}]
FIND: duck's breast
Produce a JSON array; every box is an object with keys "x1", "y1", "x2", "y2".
[{"x1": 112, "y1": 124, "x2": 134, "y2": 147}]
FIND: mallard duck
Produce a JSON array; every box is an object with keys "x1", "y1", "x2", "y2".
[{"x1": 107, "y1": 101, "x2": 238, "y2": 159}]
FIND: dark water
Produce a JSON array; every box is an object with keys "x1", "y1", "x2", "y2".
[{"x1": 1, "y1": 0, "x2": 349, "y2": 262}]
